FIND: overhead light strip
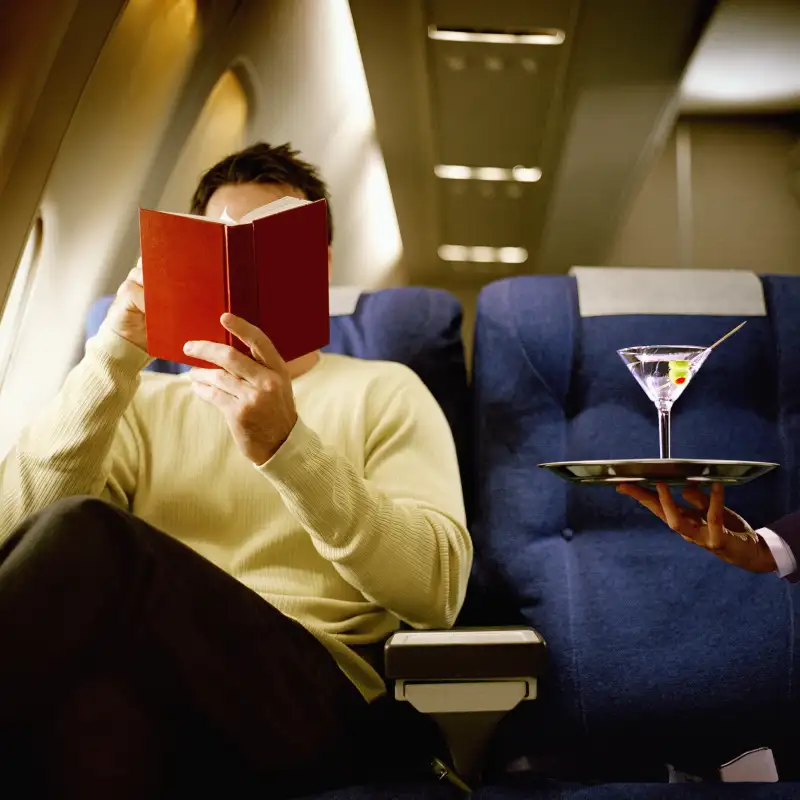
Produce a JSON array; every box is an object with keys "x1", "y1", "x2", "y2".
[
  {"x1": 438, "y1": 245, "x2": 528, "y2": 264},
  {"x1": 435, "y1": 164, "x2": 542, "y2": 183},
  {"x1": 428, "y1": 25, "x2": 565, "y2": 46}
]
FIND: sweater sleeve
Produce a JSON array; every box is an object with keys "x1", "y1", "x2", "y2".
[
  {"x1": 257, "y1": 366, "x2": 472, "y2": 629},
  {"x1": 0, "y1": 325, "x2": 149, "y2": 544}
]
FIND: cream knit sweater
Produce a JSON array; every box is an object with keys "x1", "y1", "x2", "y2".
[{"x1": 0, "y1": 327, "x2": 472, "y2": 700}]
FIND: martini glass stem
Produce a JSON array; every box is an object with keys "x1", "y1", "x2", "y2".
[{"x1": 658, "y1": 408, "x2": 671, "y2": 459}]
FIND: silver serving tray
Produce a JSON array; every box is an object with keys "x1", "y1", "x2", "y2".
[{"x1": 538, "y1": 458, "x2": 778, "y2": 486}]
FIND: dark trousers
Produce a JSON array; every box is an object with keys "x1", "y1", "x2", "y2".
[{"x1": 0, "y1": 496, "x2": 427, "y2": 798}]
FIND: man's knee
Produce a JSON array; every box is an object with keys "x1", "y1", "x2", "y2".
[
  {"x1": 40, "y1": 495, "x2": 118, "y2": 523},
  {"x1": 8, "y1": 496, "x2": 141, "y2": 574},
  {"x1": 25, "y1": 496, "x2": 123, "y2": 544}
]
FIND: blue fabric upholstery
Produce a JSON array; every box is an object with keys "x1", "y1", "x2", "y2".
[
  {"x1": 470, "y1": 275, "x2": 800, "y2": 775},
  {"x1": 474, "y1": 785, "x2": 799, "y2": 799},
  {"x1": 303, "y1": 782, "x2": 800, "y2": 799},
  {"x1": 299, "y1": 784, "x2": 459, "y2": 799},
  {"x1": 303, "y1": 782, "x2": 799, "y2": 799},
  {"x1": 85, "y1": 288, "x2": 471, "y2": 505},
  {"x1": 300, "y1": 778, "x2": 799, "y2": 798}
]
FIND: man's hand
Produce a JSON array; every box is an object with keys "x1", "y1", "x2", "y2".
[
  {"x1": 185, "y1": 314, "x2": 297, "y2": 465},
  {"x1": 104, "y1": 259, "x2": 147, "y2": 351},
  {"x1": 617, "y1": 482, "x2": 777, "y2": 573}
]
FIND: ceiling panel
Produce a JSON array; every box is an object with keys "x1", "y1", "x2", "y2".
[
  {"x1": 424, "y1": 0, "x2": 578, "y2": 281},
  {"x1": 427, "y1": 0, "x2": 574, "y2": 31},
  {"x1": 429, "y1": 40, "x2": 561, "y2": 166},
  {"x1": 535, "y1": 0, "x2": 718, "y2": 273},
  {"x1": 439, "y1": 180, "x2": 533, "y2": 246},
  {"x1": 350, "y1": 0, "x2": 717, "y2": 284}
]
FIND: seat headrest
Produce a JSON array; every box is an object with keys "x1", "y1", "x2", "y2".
[
  {"x1": 328, "y1": 286, "x2": 363, "y2": 316},
  {"x1": 569, "y1": 267, "x2": 767, "y2": 318}
]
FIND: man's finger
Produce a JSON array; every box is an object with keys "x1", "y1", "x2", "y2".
[
  {"x1": 129, "y1": 258, "x2": 143, "y2": 284},
  {"x1": 705, "y1": 483, "x2": 726, "y2": 552},
  {"x1": 188, "y1": 367, "x2": 243, "y2": 399},
  {"x1": 616, "y1": 484, "x2": 668, "y2": 523},
  {"x1": 656, "y1": 483, "x2": 683, "y2": 532},
  {"x1": 129, "y1": 281, "x2": 145, "y2": 311},
  {"x1": 184, "y1": 341, "x2": 264, "y2": 383},
  {"x1": 682, "y1": 486, "x2": 711, "y2": 512},
  {"x1": 221, "y1": 314, "x2": 285, "y2": 372},
  {"x1": 190, "y1": 379, "x2": 237, "y2": 411},
  {"x1": 117, "y1": 277, "x2": 145, "y2": 312}
]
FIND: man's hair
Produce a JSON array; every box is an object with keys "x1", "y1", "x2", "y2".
[{"x1": 190, "y1": 142, "x2": 333, "y2": 244}]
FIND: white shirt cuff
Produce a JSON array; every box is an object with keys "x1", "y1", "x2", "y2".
[{"x1": 757, "y1": 527, "x2": 798, "y2": 579}]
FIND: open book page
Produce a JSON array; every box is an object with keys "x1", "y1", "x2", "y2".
[
  {"x1": 237, "y1": 196, "x2": 309, "y2": 224},
  {"x1": 161, "y1": 210, "x2": 218, "y2": 222},
  {"x1": 154, "y1": 196, "x2": 310, "y2": 226}
]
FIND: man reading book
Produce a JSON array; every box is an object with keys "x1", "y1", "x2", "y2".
[{"x1": 0, "y1": 143, "x2": 472, "y2": 797}]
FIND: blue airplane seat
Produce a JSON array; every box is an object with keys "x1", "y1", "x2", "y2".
[
  {"x1": 469, "y1": 271, "x2": 800, "y2": 789},
  {"x1": 302, "y1": 776, "x2": 796, "y2": 798},
  {"x1": 471, "y1": 785, "x2": 800, "y2": 799}
]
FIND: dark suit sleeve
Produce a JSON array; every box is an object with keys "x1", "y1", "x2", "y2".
[{"x1": 766, "y1": 511, "x2": 800, "y2": 583}]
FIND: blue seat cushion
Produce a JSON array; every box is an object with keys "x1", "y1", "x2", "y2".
[
  {"x1": 299, "y1": 779, "x2": 800, "y2": 799},
  {"x1": 470, "y1": 275, "x2": 800, "y2": 765},
  {"x1": 474, "y1": 784, "x2": 800, "y2": 799},
  {"x1": 299, "y1": 776, "x2": 800, "y2": 799},
  {"x1": 299, "y1": 784, "x2": 459, "y2": 799}
]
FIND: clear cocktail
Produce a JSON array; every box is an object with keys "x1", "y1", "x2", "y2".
[{"x1": 617, "y1": 345, "x2": 710, "y2": 459}]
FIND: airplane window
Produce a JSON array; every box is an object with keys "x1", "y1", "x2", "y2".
[
  {"x1": 0, "y1": 0, "x2": 201, "y2": 455},
  {"x1": 158, "y1": 69, "x2": 249, "y2": 213},
  {"x1": 0, "y1": 216, "x2": 42, "y2": 391}
]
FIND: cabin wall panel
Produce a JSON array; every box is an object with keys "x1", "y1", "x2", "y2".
[
  {"x1": 225, "y1": 0, "x2": 403, "y2": 287},
  {"x1": 608, "y1": 117, "x2": 800, "y2": 274},
  {"x1": 0, "y1": 0, "x2": 199, "y2": 454}
]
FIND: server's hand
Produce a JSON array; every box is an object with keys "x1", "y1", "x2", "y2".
[{"x1": 617, "y1": 482, "x2": 777, "y2": 573}]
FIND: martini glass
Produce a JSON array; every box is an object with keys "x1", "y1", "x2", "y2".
[{"x1": 617, "y1": 346, "x2": 710, "y2": 459}]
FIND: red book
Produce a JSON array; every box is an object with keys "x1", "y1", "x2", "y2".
[{"x1": 139, "y1": 197, "x2": 330, "y2": 369}]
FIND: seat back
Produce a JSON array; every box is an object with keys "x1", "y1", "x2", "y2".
[
  {"x1": 470, "y1": 270, "x2": 800, "y2": 768},
  {"x1": 85, "y1": 287, "x2": 472, "y2": 502}
]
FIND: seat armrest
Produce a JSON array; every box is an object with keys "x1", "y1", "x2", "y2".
[
  {"x1": 384, "y1": 626, "x2": 546, "y2": 681},
  {"x1": 385, "y1": 627, "x2": 546, "y2": 781}
]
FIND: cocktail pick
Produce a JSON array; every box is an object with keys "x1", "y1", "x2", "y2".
[
  {"x1": 707, "y1": 320, "x2": 747, "y2": 352},
  {"x1": 687, "y1": 321, "x2": 746, "y2": 366}
]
